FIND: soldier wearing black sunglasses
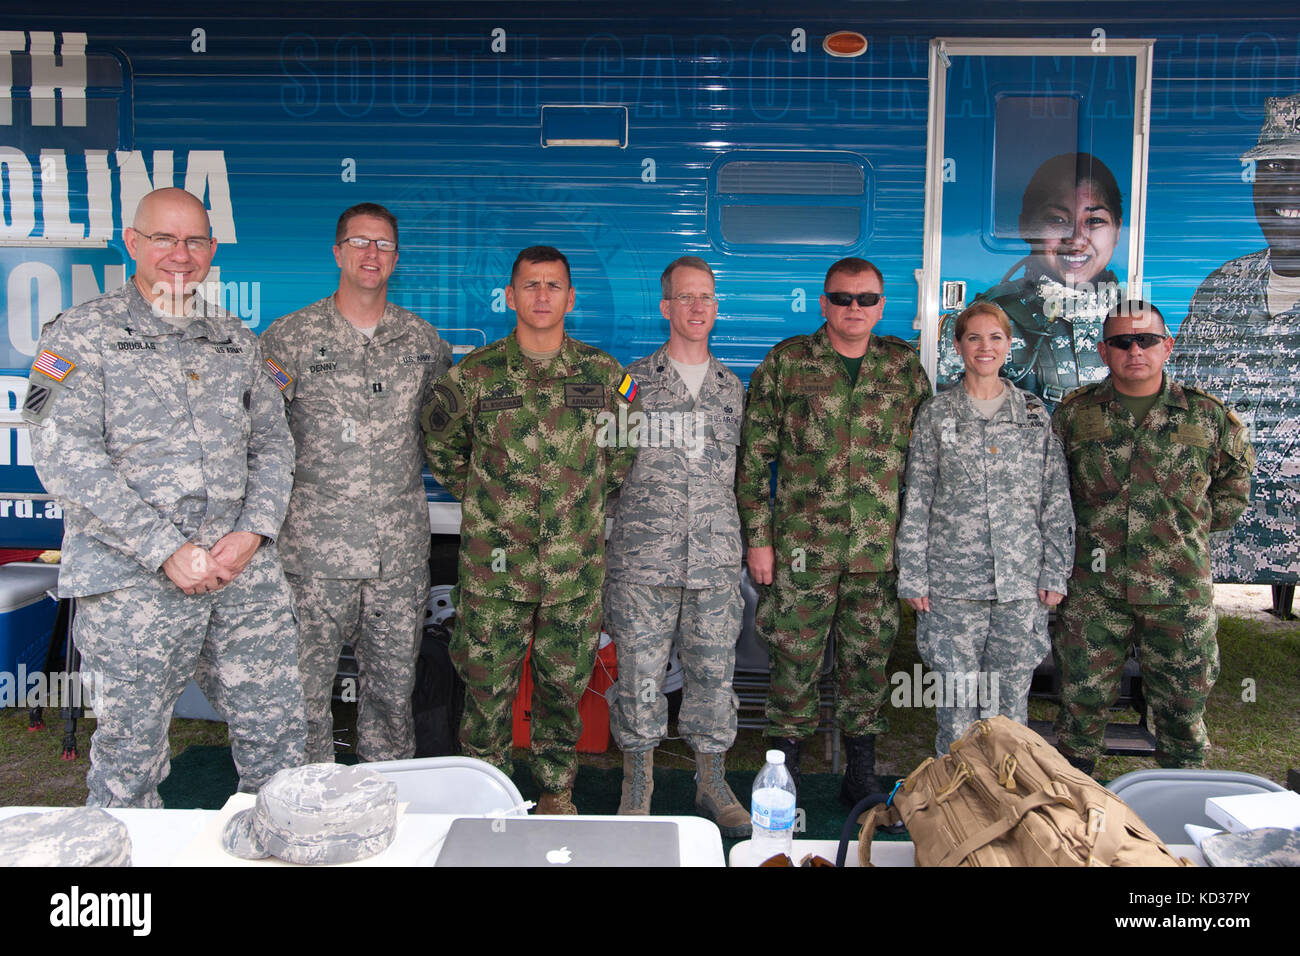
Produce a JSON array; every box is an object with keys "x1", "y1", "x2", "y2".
[
  {"x1": 1049, "y1": 300, "x2": 1253, "y2": 775},
  {"x1": 738, "y1": 257, "x2": 930, "y2": 805}
]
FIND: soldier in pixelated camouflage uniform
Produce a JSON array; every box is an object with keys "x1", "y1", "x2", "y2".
[
  {"x1": 260, "y1": 204, "x2": 451, "y2": 763},
  {"x1": 898, "y1": 302, "x2": 1074, "y2": 756},
  {"x1": 738, "y1": 257, "x2": 931, "y2": 803},
  {"x1": 603, "y1": 256, "x2": 749, "y2": 836},
  {"x1": 1170, "y1": 93, "x2": 1300, "y2": 584},
  {"x1": 1051, "y1": 301, "x2": 1253, "y2": 773},
  {"x1": 421, "y1": 246, "x2": 638, "y2": 814},
  {"x1": 22, "y1": 188, "x2": 305, "y2": 808}
]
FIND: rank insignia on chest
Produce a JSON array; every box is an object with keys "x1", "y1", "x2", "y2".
[
  {"x1": 566, "y1": 382, "x2": 604, "y2": 408},
  {"x1": 33, "y1": 350, "x2": 75, "y2": 383},
  {"x1": 266, "y1": 358, "x2": 292, "y2": 391},
  {"x1": 617, "y1": 373, "x2": 638, "y2": 402}
]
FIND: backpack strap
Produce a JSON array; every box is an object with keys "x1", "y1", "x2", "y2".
[{"x1": 933, "y1": 786, "x2": 1074, "y2": 867}]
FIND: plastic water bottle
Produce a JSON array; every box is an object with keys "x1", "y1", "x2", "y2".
[{"x1": 750, "y1": 749, "x2": 797, "y2": 862}]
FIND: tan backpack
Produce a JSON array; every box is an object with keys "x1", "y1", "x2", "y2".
[{"x1": 856, "y1": 716, "x2": 1194, "y2": 867}]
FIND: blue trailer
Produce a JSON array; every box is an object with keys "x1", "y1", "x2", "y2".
[{"x1": 0, "y1": 0, "x2": 1296, "y2": 586}]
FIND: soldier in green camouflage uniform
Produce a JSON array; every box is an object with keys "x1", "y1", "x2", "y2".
[
  {"x1": 22, "y1": 188, "x2": 306, "y2": 808},
  {"x1": 1169, "y1": 94, "x2": 1300, "y2": 584},
  {"x1": 260, "y1": 204, "x2": 452, "y2": 764},
  {"x1": 1051, "y1": 301, "x2": 1254, "y2": 772},
  {"x1": 421, "y1": 246, "x2": 638, "y2": 813},
  {"x1": 602, "y1": 257, "x2": 749, "y2": 836},
  {"x1": 738, "y1": 257, "x2": 931, "y2": 803}
]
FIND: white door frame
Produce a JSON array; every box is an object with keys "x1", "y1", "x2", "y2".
[{"x1": 916, "y1": 37, "x2": 1155, "y2": 381}]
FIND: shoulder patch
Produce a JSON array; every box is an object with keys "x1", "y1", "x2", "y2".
[
  {"x1": 266, "y1": 358, "x2": 292, "y2": 391},
  {"x1": 32, "y1": 350, "x2": 75, "y2": 383},
  {"x1": 617, "y1": 373, "x2": 638, "y2": 402},
  {"x1": 21, "y1": 379, "x2": 63, "y2": 424},
  {"x1": 423, "y1": 379, "x2": 469, "y2": 437}
]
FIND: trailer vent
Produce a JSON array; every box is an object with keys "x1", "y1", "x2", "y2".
[
  {"x1": 541, "y1": 105, "x2": 627, "y2": 148},
  {"x1": 710, "y1": 153, "x2": 870, "y2": 252}
]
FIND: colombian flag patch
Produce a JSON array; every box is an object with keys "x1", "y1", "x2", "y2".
[{"x1": 617, "y1": 373, "x2": 638, "y2": 402}]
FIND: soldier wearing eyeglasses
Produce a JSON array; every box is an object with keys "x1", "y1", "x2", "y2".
[
  {"x1": 738, "y1": 257, "x2": 930, "y2": 803},
  {"x1": 1050, "y1": 300, "x2": 1254, "y2": 774},
  {"x1": 602, "y1": 256, "x2": 749, "y2": 835},
  {"x1": 22, "y1": 187, "x2": 306, "y2": 807},
  {"x1": 259, "y1": 203, "x2": 451, "y2": 764}
]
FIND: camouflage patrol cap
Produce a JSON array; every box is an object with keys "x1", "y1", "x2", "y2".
[
  {"x1": 1242, "y1": 94, "x2": 1300, "y2": 161},
  {"x1": 1201, "y1": 827, "x2": 1300, "y2": 867},
  {"x1": 0, "y1": 807, "x2": 131, "y2": 867},
  {"x1": 221, "y1": 763, "x2": 398, "y2": 865}
]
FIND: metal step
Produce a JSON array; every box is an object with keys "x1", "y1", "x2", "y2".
[{"x1": 1029, "y1": 718, "x2": 1158, "y2": 757}]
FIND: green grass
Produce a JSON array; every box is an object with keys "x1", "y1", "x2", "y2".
[{"x1": 2, "y1": 606, "x2": 1296, "y2": 806}]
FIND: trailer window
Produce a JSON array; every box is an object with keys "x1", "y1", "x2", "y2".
[{"x1": 709, "y1": 152, "x2": 870, "y2": 252}]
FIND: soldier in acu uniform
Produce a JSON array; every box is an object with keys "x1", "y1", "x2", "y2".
[
  {"x1": 898, "y1": 302, "x2": 1074, "y2": 756},
  {"x1": 421, "y1": 246, "x2": 639, "y2": 814},
  {"x1": 739, "y1": 257, "x2": 931, "y2": 803},
  {"x1": 260, "y1": 203, "x2": 451, "y2": 763},
  {"x1": 22, "y1": 188, "x2": 306, "y2": 807},
  {"x1": 1171, "y1": 93, "x2": 1300, "y2": 584},
  {"x1": 603, "y1": 256, "x2": 749, "y2": 836},
  {"x1": 1052, "y1": 300, "x2": 1254, "y2": 774}
]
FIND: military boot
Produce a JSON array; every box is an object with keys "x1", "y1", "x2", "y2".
[
  {"x1": 693, "y1": 752, "x2": 752, "y2": 839},
  {"x1": 769, "y1": 736, "x2": 802, "y2": 800},
  {"x1": 840, "y1": 734, "x2": 883, "y2": 806},
  {"x1": 618, "y1": 749, "x2": 654, "y2": 815},
  {"x1": 535, "y1": 789, "x2": 579, "y2": 815}
]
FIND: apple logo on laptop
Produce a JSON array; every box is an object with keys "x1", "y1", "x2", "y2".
[{"x1": 545, "y1": 846, "x2": 573, "y2": 865}]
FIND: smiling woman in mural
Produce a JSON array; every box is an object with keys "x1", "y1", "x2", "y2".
[{"x1": 940, "y1": 152, "x2": 1125, "y2": 410}]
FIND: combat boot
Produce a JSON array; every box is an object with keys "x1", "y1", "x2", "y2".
[
  {"x1": 618, "y1": 749, "x2": 654, "y2": 815},
  {"x1": 840, "y1": 734, "x2": 883, "y2": 806},
  {"x1": 768, "y1": 736, "x2": 802, "y2": 800},
  {"x1": 535, "y1": 789, "x2": 579, "y2": 815},
  {"x1": 693, "y1": 752, "x2": 752, "y2": 839}
]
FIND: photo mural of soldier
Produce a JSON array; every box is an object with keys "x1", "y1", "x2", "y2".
[
  {"x1": 938, "y1": 153, "x2": 1125, "y2": 410},
  {"x1": 1170, "y1": 93, "x2": 1300, "y2": 584}
]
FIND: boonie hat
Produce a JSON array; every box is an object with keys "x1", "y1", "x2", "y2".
[
  {"x1": 1242, "y1": 94, "x2": 1300, "y2": 162},
  {"x1": 221, "y1": 763, "x2": 398, "y2": 864},
  {"x1": 0, "y1": 807, "x2": 132, "y2": 867}
]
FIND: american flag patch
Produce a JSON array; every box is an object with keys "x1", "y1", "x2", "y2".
[
  {"x1": 33, "y1": 350, "x2": 74, "y2": 382},
  {"x1": 617, "y1": 373, "x2": 638, "y2": 402},
  {"x1": 266, "y1": 359, "x2": 292, "y2": 391}
]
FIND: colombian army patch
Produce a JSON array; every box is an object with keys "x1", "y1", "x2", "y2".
[
  {"x1": 617, "y1": 373, "x2": 638, "y2": 402},
  {"x1": 266, "y1": 358, "x2": 292, "y2": 391}
]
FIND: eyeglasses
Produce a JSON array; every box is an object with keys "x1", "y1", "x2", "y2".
[
  {"x1": 1103, "y1": 333, "x2": 1167, "y2": 351},
  {"x1": 339, "y1": 236, "x2": 398, "y2": 253},
  {"x1": 669, "y1": 293, "x2": 718, "y2": 307},
  {"x1": 825, "y1": 291, "x2": 882, "y2": 307},
  {"x1": 132, "y1": 231, "x2": 214, "y2": 253}
]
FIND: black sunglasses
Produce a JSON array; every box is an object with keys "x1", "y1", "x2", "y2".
[
  {"x1": 1103, "y1": 333, "x2": 1167, "y2": 351},
  {"x1": 825, "y1": 291, "x2": 882, "y2": 307}
]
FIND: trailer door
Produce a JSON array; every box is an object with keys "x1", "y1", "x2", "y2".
[{"x1": 917, "y1": 38, "x2": 1153, "y2": 386}]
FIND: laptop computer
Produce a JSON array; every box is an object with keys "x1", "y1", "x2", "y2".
[{"x1": 433, "y1": 817, "x2": 681, "y2": 867}]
